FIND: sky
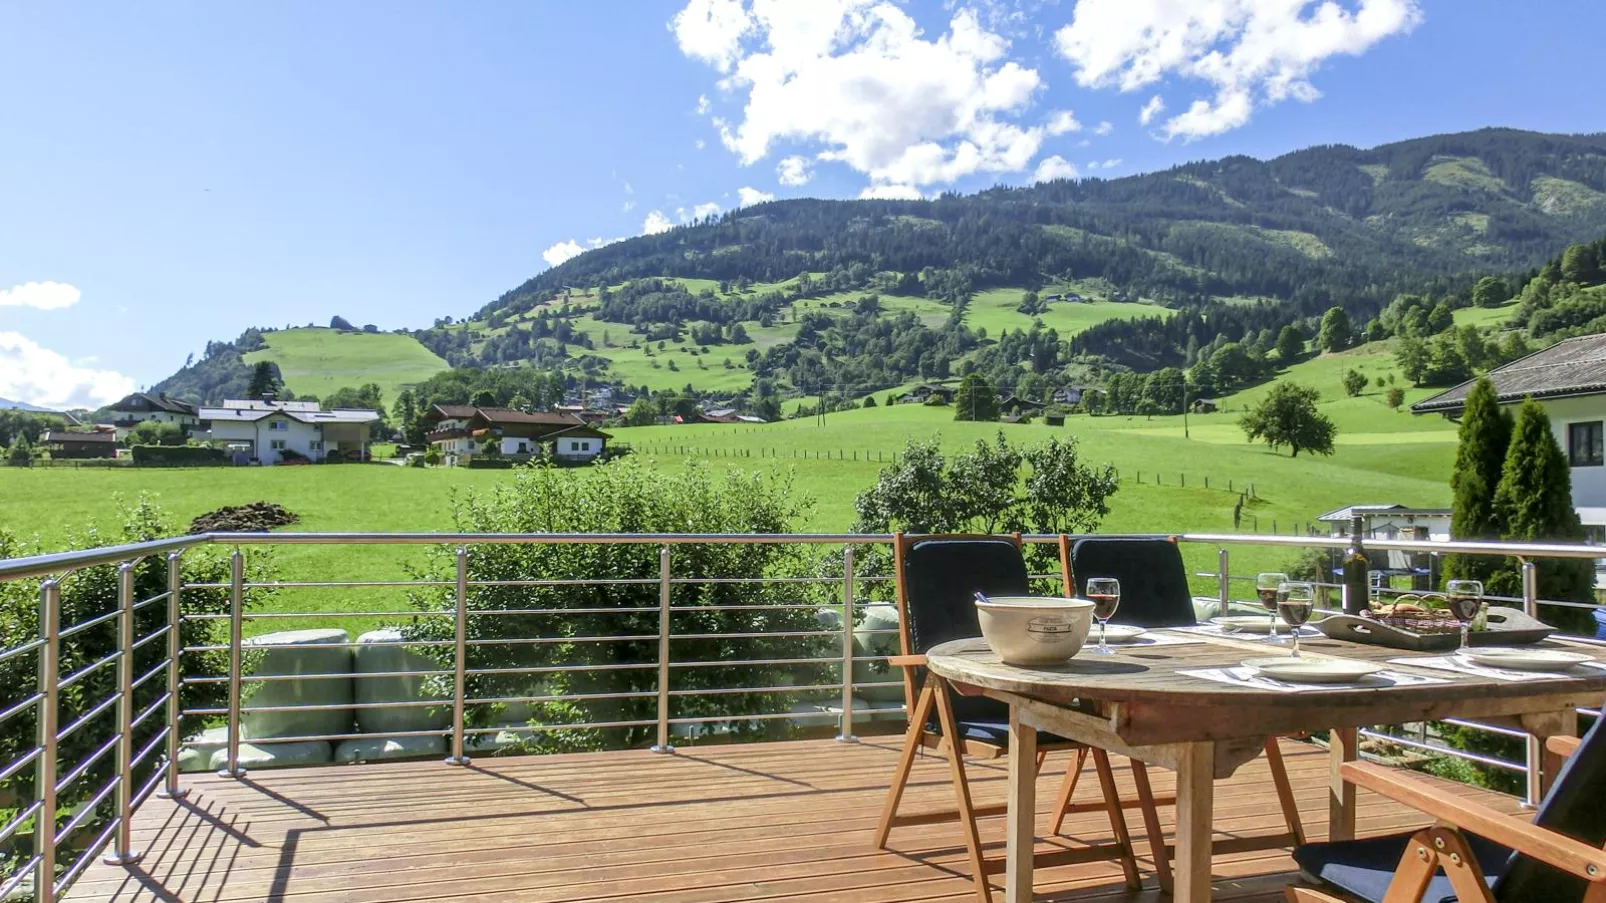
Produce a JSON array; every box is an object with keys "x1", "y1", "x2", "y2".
[{"x1": 4, "y1": 0, "x2": 1606, "y2": 409}]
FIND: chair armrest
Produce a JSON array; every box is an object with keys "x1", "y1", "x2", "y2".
[
  {"x1": 1340, "y1": 761, "x2": 1606, "y2": 882},
  {"x1": 1547, "y1": 734, "x2": 1582, "y2": 760},
  {"x1": 887, "y1": 654, "x2": 926, "y2": 668}
]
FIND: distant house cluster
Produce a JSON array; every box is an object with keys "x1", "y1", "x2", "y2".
[
  {"x1": 423, "y1": 404, "x2": 611, "y2": 466},
  {"x1": 104, "y1": 393, "x2": 381, "y2": 465}
]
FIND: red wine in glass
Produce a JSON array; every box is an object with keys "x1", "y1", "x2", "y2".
[
  {"x1": 1089, "y1": 593, "x2": 1120, "y2": 621},
  {"x1": 1446, "y1": 580, "x2": 1483, "y2": 651},
  {"x1": 1085, "y1": 577, "x2": 1120, "y2": 655}
]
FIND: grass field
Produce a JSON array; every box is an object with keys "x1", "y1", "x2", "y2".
[
  {"x1": 1452, "y1": 302, "x2": 1520, "y2": 329},
  {"x1": 242, "y1": 328, "x2": 449, "y2": 401},
  {"x1": 967, "y1": 289, "x2": 1170, "y2": 336}
]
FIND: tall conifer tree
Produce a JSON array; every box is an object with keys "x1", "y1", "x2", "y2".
[
  {"x1": 1445, "y1": 378, "x2": 1512, "y2": 585},
  {"x1": 1490, "y1": 398, "x2": 1594, "y2": 616}
]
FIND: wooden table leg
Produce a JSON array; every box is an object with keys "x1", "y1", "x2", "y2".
[
  {"x1": 1174, "y1": 740, "x2": 1215, "y2": 903},
  {"x1": 1329, "y1": 727, "x2": 1358, "y2": 842},
  {"x1": 1522, "y1": 707, "x2": 1579, "y2": 800},
  {"x1": 1006, "y1": 705, "x2": 1037, "y2": 903}
]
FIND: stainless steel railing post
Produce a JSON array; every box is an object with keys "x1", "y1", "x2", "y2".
[
  {"x1": 836, "y1": 546, "x2": 857, "y2": 743},
  {"x1": 36, "y1": 579, "x2": 60, "y2": 903},
  {"x1": 1217, "y1": 548, "x2": 1230, "y2": 617},
  {"x1": 445, "y1": 546, "x2": 471, "y2": 766},
  {"x1": 1522, "y1": 558, "x2": 1543, "y2": 808},
  {"x1": 102, "y1": 562, "x2": 143, "y2": 864},
  {"x1": 217, "y1": 550, "x2": 246, "y2": 778},
  {"x1": 651, "y1": 545, "x2": 674, "y2": 753},
  {"x1": 158, "y1": 552, "x2": 187, "y2": 800}
]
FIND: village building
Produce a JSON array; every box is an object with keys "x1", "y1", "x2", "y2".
[
  {"x1": 1413, "y1": 333, "x2": 1606, "y2": 543},
  {"x1": 104, "y1": 393, "x2": 200, "y2": 440},
  {"x1": 196, "y1": 400, "x2": 379, "y2": 465},
  {"x1": 40, "y1": 429, "x2": 119, "y2": 459},
  {"x1": 424, "y1": 404, "x2": 611, "y2": 465}
]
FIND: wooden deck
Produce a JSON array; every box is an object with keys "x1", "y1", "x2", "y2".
[{"x1": 65, "y1": 737, "x2": 1522, "y2": 903}]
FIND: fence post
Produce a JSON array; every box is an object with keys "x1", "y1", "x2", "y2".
[
  {"x1": 217, "y1": 551, "x2": 246, "y2": 778},
  {"x1": 652, "y1": 546, "x2": 675, "y2": 753},
  {"x1": 35, "y1": 580, "x2": 60, "y2": 903},
  {"x1": 159, "y1": 552, "x2": 187, "y2": 800},
  {"x1": 1217, "y1": 549, "x2": 1230, "y2": 618},
  {"x1": 1522, "y1": 558, "x2": 1542, "y2": 808},
  {"x1": 445, "y1": 547, "x2": 471, "y2": 766},
  {"x1": 103, "y1": 562, "x2": 142, "y2": 864},
  {"x1": 837, "y1": 546, "x2": 857, "y2": 743}
]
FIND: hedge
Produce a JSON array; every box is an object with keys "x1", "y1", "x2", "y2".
[
  {"x1": 130, "y1": 445, "x2": 229, "y2": 466},
  {"x1": 465, "y1": 457, "x2": 516, "y2": 469}
]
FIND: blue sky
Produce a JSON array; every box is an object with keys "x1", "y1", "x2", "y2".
[{"x1": 4, "y1": 0, "x2": 1605, "y2": 408}]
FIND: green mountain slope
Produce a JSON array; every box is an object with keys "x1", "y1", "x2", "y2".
[{"x1": 241, "y1": 328, "x2": 449, "y2": 402}]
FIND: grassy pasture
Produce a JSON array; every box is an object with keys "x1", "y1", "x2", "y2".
[{"x1": 242, "y1": 328, "x2": 448, "y2": 401}]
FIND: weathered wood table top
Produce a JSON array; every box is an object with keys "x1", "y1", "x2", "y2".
[{"x1": 925, "y1": 631, "x2": 1606, "y2": 747}]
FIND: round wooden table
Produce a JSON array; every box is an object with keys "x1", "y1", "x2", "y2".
[{"x1": 924, "y1": 632, "x2": 1606, "y2": 903}]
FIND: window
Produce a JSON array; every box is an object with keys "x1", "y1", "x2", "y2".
[
  {"x1": 268, "y1": 420, "x2": 287, "y2": 431},
  {"x1": 516, "y1": 442, "x2": 528, "y2": 454},
  {"x1": 1569, "y1": 421, "x2": 1603, "y2": 467},
  {"x1": 308, "y1": 441, "x2": 323, "y2": 452},
  {"x1": 569, "y1": 441, "x2": 581, "y2": 452},
  {"x1": 270, "y1": 439, "x2": 287, "y2": 451}
]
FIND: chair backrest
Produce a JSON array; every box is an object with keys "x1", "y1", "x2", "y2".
[
  {"x1": 1494, "y1": 716, "x2": 1606, "y2": 901},
  {"x1": 1064, "y1": 537, "x2": 1196, "y2": 628},
  {"x1": 893, "y1": 533, "x2": 1030, "y2": 725}
]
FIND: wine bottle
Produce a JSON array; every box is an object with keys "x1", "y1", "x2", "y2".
[{"x1": 1342, "y1": 513, "x2": 1370, "y2": 616}]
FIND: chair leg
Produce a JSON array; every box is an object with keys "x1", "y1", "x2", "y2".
[
  {"x1": 1131, "y1": 760, "x2": 1172, "y2": 895},
  {"x1": 1049, "y1": 747, "x2": 1088, "y2": 835},
  {"x1": 873, "y1": 679, "x2": 937, "y2": 849},
  {"x1": 1429, "y1": 827, "x2": 1497, "y2": 903},
  {"x1": 932, "y1": 680, "x2": 993, "y2": 903},
  {"x1": 1264, "y1": 737, "x2": 1306, "y2": 845},
  {"x1": 1091, "y1": 748, "x2": 1142, "y2": 891},
  {"x1": 1035, "y1": 749, "x2": 1048, "y2": 774}
]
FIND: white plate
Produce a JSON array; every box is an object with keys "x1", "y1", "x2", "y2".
[
  {"x1": 1458, "y1": 647, "x2": 1594, "y2": 672},
  {"x1": 1098, "y1": 624, "x2": 1147, "y2": 643},
  {"x1": 1212, "y1": 616, "x2": 1280, "y2": 634},
  {"x1": 1243, "y1": 656, "x2": 1384, "y2": 684}
]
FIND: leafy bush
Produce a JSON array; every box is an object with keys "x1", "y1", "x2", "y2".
[
  {"x1": 402, "y1": 459, "x2": 825, "y2": 752},
  {"x1": 0, "y1": 498, "x2": 273, "y2": 879}
]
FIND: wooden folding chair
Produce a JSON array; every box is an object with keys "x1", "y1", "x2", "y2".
[
  {"x1": 872, "y1": 532, "x2": 1146, "y2": 903},
  {"x1": 1287, "y1": 725, "x2": 1606, "y2": 903},
  {"x1": 1052, "y1": 533, "x2": 1306, "y2": 893}
]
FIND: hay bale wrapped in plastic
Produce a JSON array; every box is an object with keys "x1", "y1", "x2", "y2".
[
  {"x1": 353, "y1": 629, "x2": 450, "y2": 734},
  {"x1": 240, "y1": 629, "x2": 354, "y2": 740}
]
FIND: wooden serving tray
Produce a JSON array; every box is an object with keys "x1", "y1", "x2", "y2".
[{"x1": 1314, "y1": 606, "x2": 1554, "y2": 651}]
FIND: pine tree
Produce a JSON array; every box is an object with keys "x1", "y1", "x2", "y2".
[
  {"x1": 1490, "y1": 398, "x2": 1595, "y2": 614},
  {"x1": 247, "y1": 361, "x2": 281, "y2": 400},
  {"x1": 1444, "y1": 378, "x2": 1512, "y2": 586}
]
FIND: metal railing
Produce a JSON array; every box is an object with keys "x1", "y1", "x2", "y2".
[{"x1": 1, "y1": 529, "x2": 1604, "y2": 899}]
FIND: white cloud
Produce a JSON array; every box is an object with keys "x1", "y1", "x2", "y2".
[
  {"x1": 542, "y1": 240, "x2": 587, "y2": 268},
  {"x1": 1033, "y1": 155, "x2": 1079, "y2": 182},
  {"x1": 696, "y1": 94, "x2": 712, "y2": 115},
  {"x1": 1086, "y1": 158, "x2": 1123, "y2": 171},
  {"x1": 0, "y1": 332, "x2": 135, "y2": 409},
  {"x1": 670, "y1": 0, "x2": 752, "y2": 73},
  {"x1": 1054, "y1": 0, "x2": 1422, "y2": 140},
  {"x1": 623, "y1": 200, "x2": 636, "y2": 212},
  {"x1": 858, "y1": 183, "x2": 923, "y2": 200},
  {"x1": 1045, "y1": 110, "x2": 1081, "y2": 135},
  {"x1": 643, "y1": 210, "x2": 675, "y2": 234},
  {"x1": 1139, "y1": 94, "x2": 1166, "y2": 125},
  {"x1": 695, "y1": 138, "x2": 707, "y2": 150},
  {"x1": 676, "y1": 2, "x2": 1051, "y2": 194},
  {"x1": 737, "y1": 186, "x2": 775, "y2": 206},
  {"x1": 0, "y1": 281, "x2": 80, "y2": 311},
  {"x1": 777, "y1": 154, "x2": 814, "y2": 186},
  {"x1": 1093, "y1": 120, "x2": 1113, "y2": 135},
  {"x1": 691, "y1": 201, "x2": 722, "y2": 220}
]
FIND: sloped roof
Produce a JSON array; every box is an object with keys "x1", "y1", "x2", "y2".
[
  {"x1": 1413, "y1": 334, "x2": 1606, "y2": 414},
  {"x1": 43, "y1": 430, "x2": 116, "y2": 444},
  {"x1": 472, "y1": 408, "x2": 585, "y2": 426},
  {"x1": 427, "y1": 404, "x2": 479, "y2": 421},
  {"x1": 1316, "y1": 504, "x2": 1452, "y2": 523},
  {"x1": 110, "y1": 392, "x2": 198, "y2": 416}
]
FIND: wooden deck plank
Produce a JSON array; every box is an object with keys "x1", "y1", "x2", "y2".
[{"x1": 64, "y1": 738, "x2": 1523, "y2": 903}]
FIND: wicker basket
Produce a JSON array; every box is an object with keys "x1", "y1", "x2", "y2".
[{"x1": 1364, "y1": 598, "x2": 1462, "y2": 636}]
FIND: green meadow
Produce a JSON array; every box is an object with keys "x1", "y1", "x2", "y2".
[
  {"x1": 242, "y1": 327, "x2": 449, "y2": 401},
  {"x1": 1, "y1": 344, "x2": 1461, "y2": 635}
]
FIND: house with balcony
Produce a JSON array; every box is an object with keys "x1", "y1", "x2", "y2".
[
  {"x1": 196, "y1": 399, "x2": 379, "y2": 464},
  {"x1": 1413, "y1": 333, "x2": 1606, "y2": 542},
  {"x1": 39, "y1": 428, "x2": 119, "y2": 459},
  {"x1": 104, "y1": 392, "x2": 199, "y2": 439},
  {"x1": 424, "y1": 404, "x2": 610, "y2": 465}
]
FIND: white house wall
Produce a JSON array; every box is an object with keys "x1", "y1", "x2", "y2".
[{"x1": 1520, "y1": 396, "x2": 1606, "y2": 524}]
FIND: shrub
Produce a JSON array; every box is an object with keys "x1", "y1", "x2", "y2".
[
  {"x1": 130, "y1": 445, "x2": 228, "y2": 466},
  {"x1": 401, "y1": 459, "x2": 823, "y2": 752}
]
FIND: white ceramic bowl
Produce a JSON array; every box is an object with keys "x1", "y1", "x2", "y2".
[{"x1": 974, "y1": 596, "x2": 1096, "y2": 666}]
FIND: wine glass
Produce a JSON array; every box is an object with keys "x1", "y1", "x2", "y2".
[
  {"x1": 1085, "y1": 577, "x2": 1120, "y2": 655},
  {"x1": 1446, "y1": 579, "x2": 1484, "y2": 652},
  {"x1": 1256, "y1": 572, "x2": 1289, "y2": 642},
  {"x1": 1278, "y1": 582, "x2": 1316, "y2": 658}
]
